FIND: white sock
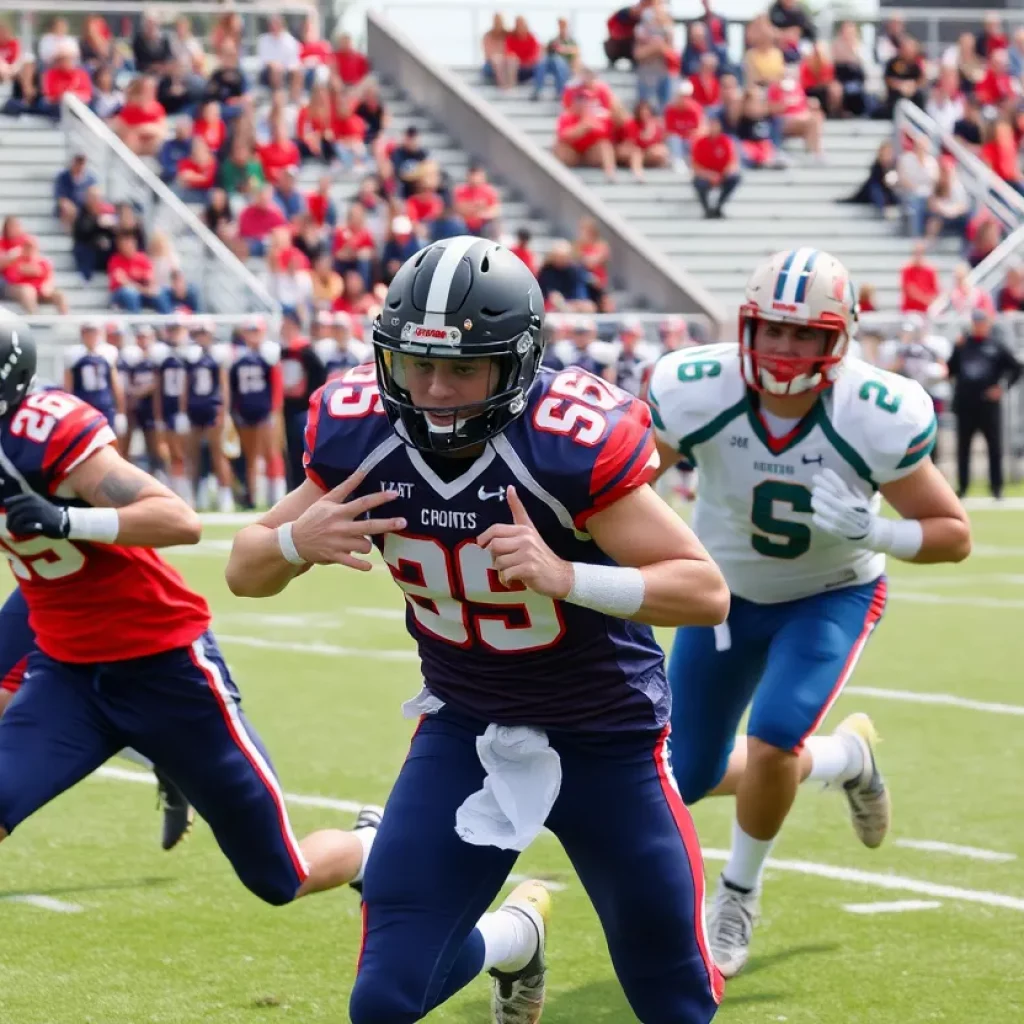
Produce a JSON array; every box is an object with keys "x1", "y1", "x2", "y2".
[
  {"x1": 350, "y1": 824, "x2": 377, "y2": 886},
  {"x1": 805, "y1": 733, "x2": 863, "y2": 785},
  {"x1": 219, "y1": 485, "x2": 235, "y2": 513},
  {"x1": 722, "y1": 820, "x2": 774, "y2": 892},
  {"x1": 254, "y1": 474, "x2": 268, "y2": 507},
  {"x1": 270, "y1": 476, "x2": 287, "y2": 504},
  {"x1": 477, "y1": 908, "x2": 537, "y2": 973},
  {"x1": 117, "y1": 747, "x2": 153, "y2": 769}
]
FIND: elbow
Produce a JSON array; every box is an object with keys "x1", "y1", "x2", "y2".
[
  {"x1": 177, "y1": 507, "x2": 202, "y2": 546},
  {"x1": 693, "y1": 567, "x2": 731, "y2": 627}
]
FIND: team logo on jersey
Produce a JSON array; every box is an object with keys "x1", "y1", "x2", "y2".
[
  {"x1": 478, "y1": 485, "x2": 507, "y2": 502},
  {"x1": 400, "y1": 323, "x2": 462, "y2": 348}
]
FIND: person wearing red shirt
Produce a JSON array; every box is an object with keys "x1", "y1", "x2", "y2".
[
  {"x1": 107, "y1": 232, "x2": 170, "y2": 312},
  {"x1": 981, "y1": 118, "x2": 1024, "y2": 190},
  {"x1": 604, "y1": 3, "x2": 643, "y2": 65},
  {"x1": 40, "y1": 45, "x2": 92, "y2": 115},
  {"x1": 258, "y1": 120, "x2": 300, "y2": 187},
  {"x1": 0, "y1": 215, "x2": 28, "y2": 279},
  {"x1": 453, "y1": 164, "x2": 502, "y2": 236},
  {"x1": 2, "y1": 236, "x2": 67, "y2": 314},
  {"x1": 800, "y1": 43, "x2": 843, "y2": 117},
  {"x1": 238, "y1": 184, "x2": 288, "y2": 257},
  {"x1": 690, "y1": 116, "x2": 741, "y2": 218},
  {"x1": 509, "y1": 226, "x2": 537, "y2": 277},
  {"x1": 332, "y1": 203, "x2": 376, "y2": 285},
  {"x1": 663, "y1": 81, "x2": 705, "y2": 168},
  {"x1": 977, "y1": 13, "x2": 1009, "y2": 58},
  {"x1": 299, "y1": 15, "x2": 332, "y2": 89},
  {"x1": 297, "y1": 84, "x2": 338, "y2": 164},
  {"x1": 562, "y1": 68, "x2": 617, "y2": 112},
  {"x1": 689, "y1": 52, "x2": 721, "y2": 108},
  {"x1": 306, "y1": 174, "x2": 338, "y2": 228},
  {"x1": 899, "y1": 242, "x2": 940, "y2": 313},
  {"x1": 975, "y1": 49, "x2": 1017, "y2": 108},
  {"x1": 193, "y1": 100, "x2": 226, "y2": 155},
  {"x1": 406, "y1": 184, "x2": 445, "y2": 224},
  {"x1": 767, "y1": 76, "x2": 824, "y2": 158},
  {"x1": 554, "y1": 93, "x2": 617, "y2": 180},
  {"x1": 504, "y1": 16, "x2": 541, "y2": 84},
  {"x1": 618, "y1": 100, "x2": 670, "y2": 180},
  {"x1": 0, "y1": 22, "x2": 21, "y2": 83},
  {"x1": 331, "y1": 98, "x2": 368, "y2": 169},
  {"x1": 113, "y1": 77, "x2": 167, "y2": 156},
  {"x1": 176, "y1": 136, "x2": 218, "y2": 199},
  {"x1": 997, "y1": 265, "x2": 1024, "y2": 311},
  {"x1": 334, "y1": 33, "x2": 369, "y2": 86},
  {"x1": 333, "y1": 267, "x2": 377, "y2": 318}
]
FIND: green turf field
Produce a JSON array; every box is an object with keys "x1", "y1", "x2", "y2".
[{"x1": 1, "y1": 505, "x2": 1022, "y2": 1024}]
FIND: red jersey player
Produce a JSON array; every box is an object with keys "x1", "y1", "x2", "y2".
[{"x1": 0, "y1": 318, "x2": 378, "y2": 905}]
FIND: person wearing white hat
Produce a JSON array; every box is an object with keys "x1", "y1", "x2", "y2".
[{"x1": 63, "y1": 319, "x2": 128, "y2": 439}]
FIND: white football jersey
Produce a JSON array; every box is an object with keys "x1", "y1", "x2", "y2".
[{"x1": 649, "y1": 343, "x2": 937, "y2": 604}]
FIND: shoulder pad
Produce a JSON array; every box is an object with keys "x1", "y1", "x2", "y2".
[
  {"x1": 313, "y1": 338, "x2": 336, "y2": 364},
  {"x1": 259, "y1": 340, "x2": 281, "y2": 366},
  {"x1": 210, "y1": 343, "x2": 232, "y2": 366},
  {"x1": 830, "y1": 359, "x2": 938, "y2": 485},
  {"x1": 100, "y1": 342, "x2": 120, "y2": 366},
  {"x1": 119, "y1": 344, "x2": 142, "y2": 367},
  {"x1": 150, "y1": 341, "x2": 170, "y2": 364},
  {"x1": 588, "y1": 340, "x2": 617, "y2": 367},
  {"x1": 647, "y1": 342, "x2": 745, "y2": 454},
  {"x1": 63, "y1": 344, "x2": 86, "y2": 369},
  {"x1": 183, "y1": 343, "x2": 203, "y2": 364}
]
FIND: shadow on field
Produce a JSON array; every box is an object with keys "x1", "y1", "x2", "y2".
[
  {"x1": 741, "y1": 941, "x2": 840, "y2": 977},
  {"x1": 0, "y1": 876, "x2": 174, "y2": 901}
]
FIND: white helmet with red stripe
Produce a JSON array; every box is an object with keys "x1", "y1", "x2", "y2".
[{"x1": 739, "y1": 247, "x2": 858, "y2": 396}]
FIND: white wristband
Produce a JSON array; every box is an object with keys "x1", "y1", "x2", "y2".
[
  {"x1": 871, "y1": 517, "x2": 924, "y2": 560},
  {"x1": 565, "y1": 562, "x2": 646, "y2": 618},
  {"x1": 66, "y1": 506, "x2": 120, "y2": 544},
  {"x1": 276, "y1": 522, "x2": 306, "y2": 565}
]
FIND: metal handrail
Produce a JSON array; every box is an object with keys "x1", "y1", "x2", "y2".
[
  {"x1": 4, "y1": 0, "x2": 313, "y2": 12},
  {"x1": 61, "y1": 93, "x2": 279, "y2": 316}
]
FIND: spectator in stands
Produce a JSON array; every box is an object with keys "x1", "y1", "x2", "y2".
[
  {"x1": 564, "y1": 65, "x2": 618, "y2": 113},
  {"x1": 334, "y1": 33, "x2": 370, "y2": 87},
  {"x1": 211, "y1": 12, "x2": 243, "y2": 61},
  {"x1": 0, "y1": 217, "x2": 27, "y2": 279},
  {"x1": 164, "y1": 267, "x2": 200, "y2": 314},
  {"x1": 482, "y1": 15, "x2": 511, "y2": 86},
  {"x1": 81, "y1": 16, "x2": 124, "y2": 78},
  {"x1": 204, "y1": 187, "x2": 237, "y2": 238},
  {"x1": 390, "y1": 126, "x2": 430, "y2": 198},
  {"x1": 306, "y1": 174, "x2": 338, "y2": 229},
  {"x1": 453, "y1": 164, "x2": 501, "y2": 238},
  {"x1": 718, "y1": 75, "x2": 744, "y2": 136},
  {"x1": 176, "y1": 136, "x2": 218, "y2": 202},
  {"x1": 430, "y1": 200, "x2": 467, "y2": 242},
  {"x1": 953, "y1": 97, "x2": 985, "y2": 153},
  {"x1": 926, "y1": 66, "x2": 966, "y2": 135},
  {"x1": 148, "y1": 232, "x2": 180, "y2": 294},
  {"x1": 38, "y1": 17, "x2": 79, "y2": 68},
  {"x1": 830, "y1": 21, "x2": 868, "y2": 117},
  {"x1": 40, "y1": 43, "x2": 92, "y2": 118},
  {"x1": 354, "y1": 81, "x2": 388, "y2": 146},
  {"x1": 266, "y1": 226, "x2": 312, "y2": 318},
  {"x1": 575, "y1": 217, "x2": 611, "y2": 309},
  {"x1": 108, "y1": 232, "x2": 167, "y2": 313},
  {"x1": 948, "y1": 261, "x2": 995, "y2": 316},
  {"x1": 534, "y1": 18, "x2": 578, "y2": 100},
  {"x1": 336, "y1": 268, "x2": 378, "y2": 319},
  {"x1": 239, "y1": 183, "x2": 287, "y2": 257},
  {"x1": 258, "y1": 116, "x2": 301, "y2": 186},
  {"x1": 691, "y1": 115, "x2": 741, "y2": 219},
  {"x1": 768, "y1": 0, "x2": 815, "y2": 40},
  {"x1": 331, "y1": 95, "x2": 369, "y2": 171},
  {"x1": 54, "y1": 153, "x2": 98, "y2": 231},
  {"x1": 681, "y1": 22, "x2": 712, "y2": 77},
  {"x1": 2, "y1": 57, "x2": 40, "y2": 118},
  {"x1": 900, "y1": 243, "x2": 940, "y2": 313},
  {"x1": 926, "y1": 159, "x2": 970, "y2": 240},
  {"x1": 91, "y1": 66, "x2": 124, "y2": 121},
  {"x1": 114, "y1": 77, "x2": 167, "y2": 156},
  {"x1": 897, "y1": 136, "x2": 939, "y2": 237},
  {"x1": 942, "y1": 33, "x2": 984, "y2": 95},
  {"x1": 975, "y1": 48, "x2": 1017, "y2": 113},
  {"x1": 997, "y1": 264, "x2": 1024, "y2": 311},
  {"x1": 195, "y1": 101, "x2": 227, "y2": 157},
  {"x1": 159, "y1": 117, "x2": 194, "y2": 182},
  {"x1": 744, "y1": 17, "x2": 786, "y2": 85},
  {"x1": 406, "y1": 163, "x2": 445, "y2": 226},
  {"x1": 115, "y1": 202, "x2": 146, "y2": 253},
  {"x1": 134, "y1": 12, "x2": 174, "y2": 76},
  {"x1": 981, "y1": 119, "x2": 1024, "y2": 194},
  {"x1": 292, "y1": 212, "x2": 326, "y2": 264},
  {"x1": 274, "y1": 167, "x2": 307, "y2": 224},
  {"x1": 509, "y1": 227, "x2": 537, "y2": 276},
  {"x1": 0, "y1": 21, "x2": 20, "y2": 84},
  {"x1": 2, "y1": 235, "x2": 67, "y2": 314},
  {"x1": 311, "y1": 252, "x2": 344, "y2": 311},
  {"x1": 737, "y1": 87, "x2": 783, "y2": 168},
  {"x1": 298, "y1": 16, "x2": 332, "y2": 88},
  {"x1": 555, "y1": 91, "x2": 617, "y2": 180},
  {"x1": 767, "y1": 75, "x2": 823, "y2": 160},
  {"x1": 618, "y1": 100, "x2": 670, "y2": 179},
  {"x1": 381, "y1": 215, "x2": 422, "y2": 284},
  {"x1": 258, "y1": 15, "x2": 302, "y2": 96},
  {"x1": 1008, "y1": 29, "x2": 1024, "y2": 78},
  {"x1": 605, "y1": 2, "x2": 648, "y2": 68},
  {"x1": 976, "y1": 13, "x2": 1008, "y2": 58},
  {"x1": 157, "y1": 59, "x2": 203, "y2": 117},
  {"x1": 538, "y1": 240, "x2": 592, "y2": 311},
  {"x1": 966, "y1": 217, "x2": 1002, "y2": 268},
  {"x1": 171, "y1": 15, "x2": 204, "y2": 76},
  {"x1": 353, "y1": 176, "x2": 388, "y2": 239},
  {"x1": 800, "y1": 43, "x2": 843, "y2": 118},
  {"x1": 633, "y1": 5, "x2": 677, "y2": 111},
  {"x1": 332, "y1": 203, "x2": 376, "y2": 286},
  {"x1": 503, "y1": 17, "x2": 542, "y2": 89},
  {"x1": 857, "y1": 282, "x2": 877, "y2": 313},
  {"x1": 221, "y1": 137, "x2": 265, "y2": 196},
  {"x1": 204, "y1": 42, "x2": 250, "y2": 122},
  {"x1": 884, "y1": 37, "x2": 927, "y2": 116},
  {"x1": 778, "y1": 26, "x2": 804, "y2": 66},
  {"x1": 664, "y1": 80, "x2": 704, "y2": 170},
  {"x1": 843, "y1": 139, "x2": 898, "y2": 213},
  {"x1": 72, "y1": 185, "x2": 116, "y2": 280}
]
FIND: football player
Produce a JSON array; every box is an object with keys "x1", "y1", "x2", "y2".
[
  {"x1": 0, "y1": 318, "x2": 379, "y2": 905},
  {"x1": 227, "y1": 236, "x2": 731, "y2": 1024},
  {"x1": 63, "y1": 318, "x2": 127, "y2": 435},
  {"x1": 647, "y1": 248, "x2": 971, "y2": 977}
]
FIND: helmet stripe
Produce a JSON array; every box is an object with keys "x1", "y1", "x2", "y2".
[
  {"x1": 422, "y1": 235, "x2": 486, "y2": 328},
  {"x1": 793, "y1": 248, "x2": 819, "y2": 303},
  {"x1": 773, "y1": 249, "x2": 797, "y2": 301}
]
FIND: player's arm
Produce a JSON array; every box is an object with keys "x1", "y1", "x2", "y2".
[
  {"x1": 478, "y1": 486, "x2": 729, "y2": 628},
  {"x1": 653, "y1": 436, "x2": 680, "y2": 480},
  {"x1": 110, "y1": 363, "x2": 127, "y2": 418},
  {"x1": 5, "y1": 445, "x2": 201, "y2": 548},
  {"x1": 225, "y1": 473, "x2": 406, "y2": 598}
]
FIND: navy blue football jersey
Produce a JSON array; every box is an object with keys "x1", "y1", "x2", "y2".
[
  {"x1": 304, "y1": 364, "x2": 666, "y2": 731},
  {"x1": 157, "y1": 346, "x2": 188, "y2": 422},
  {"x1": 64, "y1": 343, "x2": 116, "y2": 416},
  {"x1": 230, "y1": 342, "x2": 280, "y2": 425},
  {"x1": 185, "y1": 342, "x2": 229, "y2": 416}
]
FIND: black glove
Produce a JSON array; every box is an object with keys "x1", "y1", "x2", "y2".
[{"x1": 4, "y1": 493, "x2": 70, "y2": 539}]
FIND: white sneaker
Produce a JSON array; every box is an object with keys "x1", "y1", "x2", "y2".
[
  {"x1": 490, "y1": 880, "x2": 551, "y2": 1024},
  {"x1": 707, "y1": 876, "x2": 759, "y2": 979},
  {"x1": 835, "y1": 713, "x2": 890, "y2": 849}
]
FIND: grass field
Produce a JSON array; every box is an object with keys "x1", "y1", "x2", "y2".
[{"x1": 2, "y1": 503, "x2": 1023, "y2": 1024}]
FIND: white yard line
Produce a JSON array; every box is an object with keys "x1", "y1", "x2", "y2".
[
  {"x1": 216, "y1": 634, "x2": 418, "y2": 662},
  {"x1": 843, "y1": 900, "x2": 942, "y2": 915},
  {"x1": 2, "y1": 894, "x2": 84, "y2": 913},
  {"x1": 894, "y1": 839, "x2": 1016, "y2": 863},
  {"x1": 94, "y1": 767, "x2": 1024, "y2": 915},
  {"x1": 845, "y1": 686, "x2": 1024, "y2": 717},
  {"x1": 892, "y1": 592, "x2": 1024, "y2": 610},
  {"x1": 963, "y1": 497, "x2": 1024, "y2": 511}
]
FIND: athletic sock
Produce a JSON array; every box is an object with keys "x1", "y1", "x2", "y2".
[
  {"x1": 722, "y1": 819, "x2": 774, "y2": 892},
  {"x1": 477, "y1": 908, "x2": 538, "y2": 973},
  {"x1": 805, "y1": 733, "x2": 864, "y2": 785}
]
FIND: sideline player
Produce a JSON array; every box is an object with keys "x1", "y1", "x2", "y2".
[
  {"x1": 647, "y1": 248, "x2": 972, "y2": 977},
  {"x1": 0, "y1": 585, "x2": 192, "y2": 850},
  {"x1": 0, "y1": 318, "x2": 378, "y2": 904},
  {"x1": 63, "y1": 318, "x2": 127, "y2": 435},
  {"x1": 227, "y1": 237, "x2": 731, "y2": 1024}
]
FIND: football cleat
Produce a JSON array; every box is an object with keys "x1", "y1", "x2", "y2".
[
  {"x1": 490, "y1": 880, "x2": 551, "y2": 1024},
  {"x1": 154, "y1": 768, "x2": 194, "y2": 852},
  {"x1": 835, "y1": 712, "x2": 890, "y2": 849},
  {"x1": 707, "y1": 876, "x2": 759, "y2": 979},
  {"x1": 349, "y1": 804, "x2": 384, "y2": 896}
]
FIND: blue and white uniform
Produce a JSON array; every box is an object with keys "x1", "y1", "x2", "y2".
[
  {"x1": 230, "y1": 342, "x2": 280, "y2": 427},
  {"x1": 186, "y1": 342, "x2": 232, "y2": 428},
  {"x1": 64, "y1": 342, "x2": 118, "y2": 427}
]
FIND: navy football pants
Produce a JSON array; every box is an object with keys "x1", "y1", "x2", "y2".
[
  {"x1": 0, "y1": 588, "x2": 32, "y2": 692},
  {"x1": 0, "y1": 630, "x2": 309, "y2": 905},
  {"x1": 351, "y1": 708, "x2": 723, "y2": 1024}
]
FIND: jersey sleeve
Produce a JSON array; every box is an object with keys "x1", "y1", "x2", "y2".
[
  {"x1": 40, "y1": 394, "x2": 117, "y2": 494},
  {"x1": 646, "y1": 343, "x2": 745, "y2": 460}
]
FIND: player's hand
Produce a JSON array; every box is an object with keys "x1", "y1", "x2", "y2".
[
  {"x1": 477, "y1": 486, "x2": 574, "y2": 600},
  {"x1": 5, "y1": 493, "x2": 70, "y2": 540},
  {"x1": 810, "y1": 468, "x2": 879, "y2": 547},
  {"x1": 290, "y1": 471, "x2": 406, "y2": 570},
  {"x1": 984, "y1": 384, "x2": 1002, "y2": 401}
]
